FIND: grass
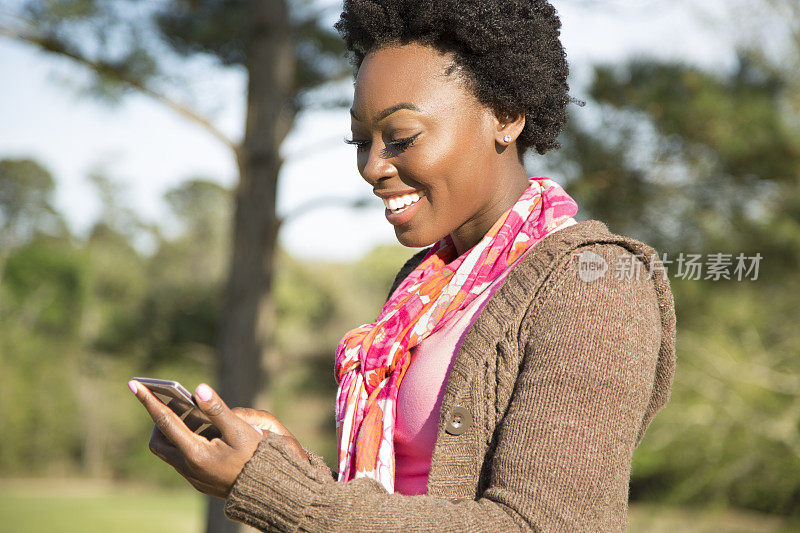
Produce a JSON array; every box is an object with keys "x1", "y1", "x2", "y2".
[
  {"x1": 627, "y1": 502, "x2": 798, "y2": 532},
  {"x1": 0, "y1": 479, "x2": 203, "y2": 533},
  {"x1": 1, "y1": 478, "x2": 797, "y2": 532}
]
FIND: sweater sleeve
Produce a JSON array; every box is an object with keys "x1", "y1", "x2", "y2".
[{"x1": 224, "y1": 244, "x2": 664, "y2": 532}]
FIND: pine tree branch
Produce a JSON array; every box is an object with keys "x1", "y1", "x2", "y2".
[{"x1": 0, "y1": 24, "x2": 239, "y2": 153}]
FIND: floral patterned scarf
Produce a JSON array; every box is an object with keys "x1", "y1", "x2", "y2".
[{"x1": 334, "y1": 177, "x2": 579, "y2": 492}]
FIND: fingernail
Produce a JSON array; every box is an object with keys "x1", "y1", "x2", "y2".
[
  {"x1": 196, "y1": 384, "x2": 212, "y2": 402},
  {"x1": 128, "y1": 380, "x2": 138, "y2": 394},
  {"x1": 251, "y1": 424, "x2": 264, "y2": 436}
]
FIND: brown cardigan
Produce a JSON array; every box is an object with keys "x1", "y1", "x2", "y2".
[{"x1": 224, "y1": 220, "x2": 677, "y2": 532}]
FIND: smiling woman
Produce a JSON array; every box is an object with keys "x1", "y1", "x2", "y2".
[
  {"x1": 347, "y1": 43, "x2": 532, "y2": 253},
  {"x1": 131, "y1": 1, "x2": 677, "y2": 531}
]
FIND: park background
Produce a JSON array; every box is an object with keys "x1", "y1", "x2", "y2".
[{"x1": 1, "y1": 0, "x2": 799, "y2": 531}]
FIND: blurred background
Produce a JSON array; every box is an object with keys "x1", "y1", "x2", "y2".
[{"x1": 1, "y1": 0, "x2": 798, "y2": 532}]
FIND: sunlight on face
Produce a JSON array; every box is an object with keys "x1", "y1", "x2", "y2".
[{"x1": 349, "y1": 43, "x2": 527, "y2": 253}]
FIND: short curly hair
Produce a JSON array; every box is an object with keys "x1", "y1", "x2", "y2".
[{"x1": 334, "y1": 0, "x2": 572, "y2": 157}]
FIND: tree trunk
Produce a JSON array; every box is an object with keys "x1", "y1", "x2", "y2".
[{"x1": 206, "y1": 1, "x2": 296, "y2": 532}]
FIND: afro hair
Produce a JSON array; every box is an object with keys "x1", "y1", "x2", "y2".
[{"x1": 334, "y1": 0, "x2": 572, "y2": 156}]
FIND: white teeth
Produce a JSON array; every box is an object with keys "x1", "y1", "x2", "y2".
[{"x1": 383, "y1": 192, "x2": 422, "y2": 212}]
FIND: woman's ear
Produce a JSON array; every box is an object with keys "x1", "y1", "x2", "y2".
[{"x1": 494, "y1": 110, "x2": 525, "y2": 146}]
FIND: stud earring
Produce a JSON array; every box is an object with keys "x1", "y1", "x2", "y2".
[{"x1": 503, "y1": 134, "x2": 512, "y2": 143}]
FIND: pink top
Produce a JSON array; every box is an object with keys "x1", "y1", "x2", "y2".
[{"x1": 392, "y1": 263, "x2": 512, "y2": 495}]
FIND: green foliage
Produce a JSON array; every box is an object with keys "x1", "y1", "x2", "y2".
[
  {"x1": 633, "y1": 279, "x2": 800, "y2": 515},
  {"x1": 0, "y1": 172, "x2": 223, "y2": 478},
  {"x1": 355, "y1": 244, "x2": 416, "y2": 303},
  {"x1": 0, "y1": 158, "x2": 67, "y2": 246},
  {"x1": 164, "y1": 179, "x2": 229, "y2": 238},
  {"x1": 270, "y1": 244, "x2": 411, "y2": 389},
  {"x1": 24, "y1": 0, "x2": 101, "y2": 22},
  {"x1": 547, "y1": 53, "x2": 800, "y2": 268},
  {"x1": 591, "y1": 56, "x2": 799, "y2": 185},
  {"x1": 2, "y1": 239, "x2": 87, "y2": 336},
  {"x1": 274, "y1": 253, "x2": 337, "y2": 347},
  {"x1": 12, "y1": 0, "x2": 350, "y2": 109},
  {"x1": 19, "y1": 0, "x2": 164, "y2": 103},
  {"x1": 156, "y1": 0, "x2": 348, "y2": 93},
  {"x1": 154, "y1": 0, "x2": 254, "y2": 66},
  {"x1": 0, "y1": 158, "x2": 54, "y2": 224},
  {"x1": 271, "y1": 244, "x2": 412, "y2": 360},
  {"x1": 0, "y1": 327, "x2": 83, "y2": 474}
]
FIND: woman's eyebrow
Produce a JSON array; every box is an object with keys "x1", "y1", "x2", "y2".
[{"x1": 349, "y1": 102, "x2": 422, "y2": 123}]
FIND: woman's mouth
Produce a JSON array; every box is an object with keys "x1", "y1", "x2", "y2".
[
  {"x1": 381, "y1": 191, "x2": 425, "y2": 226},
  {"x1": 382, "y1": 192, "x2": 422, "y2": 214}
]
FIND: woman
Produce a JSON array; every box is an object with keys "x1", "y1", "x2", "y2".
[{"x1": 130, "y1": 0, "x2": 676, "y2": 530}]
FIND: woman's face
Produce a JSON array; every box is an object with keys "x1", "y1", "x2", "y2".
[{"x1": 349, "y1": 42, "x2": 528, "y2": 254}]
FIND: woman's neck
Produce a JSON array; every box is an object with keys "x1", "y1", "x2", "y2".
[{"x1": 449, "y1": 164, "x2": 531, "y2": 255}]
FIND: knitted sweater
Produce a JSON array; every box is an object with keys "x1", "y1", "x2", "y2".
[{"x1": 224, "y1": 219, "x2": 677, "y2": 532}]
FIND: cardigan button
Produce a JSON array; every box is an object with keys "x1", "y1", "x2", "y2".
[{"x1": 445, "y1": 405, "x2": 473, "y2": 436}]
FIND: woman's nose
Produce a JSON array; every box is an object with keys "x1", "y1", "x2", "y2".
[{"x1": 359, "y1": 141, "x2": 396, "y2": 185}]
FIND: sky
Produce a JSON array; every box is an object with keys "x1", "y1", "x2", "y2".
[{"x1": 0, "y1": 0, "x2": 738, "y2": 260}]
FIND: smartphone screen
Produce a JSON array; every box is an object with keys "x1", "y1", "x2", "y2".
[{"x1": 133, "y1": 377, "x2": 222, "y2": 440}]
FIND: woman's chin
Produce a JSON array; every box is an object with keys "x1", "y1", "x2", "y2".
[{"x1": 394, "y1": 228, "x2": 440, "y2": 249}]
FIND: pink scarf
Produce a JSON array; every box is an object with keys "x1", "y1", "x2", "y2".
[{"x1": 334, "y1": 177, "x2": 579, "y2": 492}]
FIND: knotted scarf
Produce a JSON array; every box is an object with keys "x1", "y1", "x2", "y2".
[{"x1": 334, "y1": 177, "x2": 579, "y2": 492}]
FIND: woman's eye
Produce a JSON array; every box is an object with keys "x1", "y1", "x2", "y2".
[
  {"x1": 344, "y1": 137, "x2": 370, "y2": 151},
  {"x1": 388, "y1": 134, "x2": 420, "y2": 151},
  {"x1": 343, "y1": 133, "x2": 420, "y2": 154}
]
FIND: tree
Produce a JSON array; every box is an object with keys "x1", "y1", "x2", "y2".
[
  {"x1": 0, "y1": 158, "x2": 66, "y2": 248},
  {"x1": 0, "y1": 158, "x2": 69, "y2": 301},
  {"x1": 544, "y1": 54, "x2": 800, "y2": 270},
  {"x1": 161, "y1": 179, "x2": 232, "y2": 291},
  {"x1": 0, "y1": 1, "x2": 349, "y2": 530}
]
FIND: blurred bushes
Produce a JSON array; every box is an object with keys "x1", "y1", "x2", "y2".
[
  {"x1": 0, "y1": 163, "x2": 413, "y2": 481},
  {"x1": 2, "y1": 41, "x2": 800, "y2": 516},
  {"x1": 0, "y1": 171, "x2": 225, "y2": 481},
  {"x1": 632, "y1": 278, "x2": 800, "y2": 515},
  {"x1": 4, "y1": 161, "x2": 799, "y2": 515},
  {"x1": 536, "y1": 48, "x2": 800, "y2": 515}
]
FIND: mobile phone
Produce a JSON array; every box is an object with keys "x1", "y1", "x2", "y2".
[{"x1": 132, "y1": 377, "x2": 222, "y2": 440}]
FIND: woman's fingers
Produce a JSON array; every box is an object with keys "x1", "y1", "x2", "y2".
[
  {"x1": 229, "y1": 407, "x2": 309, "y2": 465},
  {"x1": 130, "y1": 380, "x2": 266, "y2": 498},
  {"x1": 149, "y1": 426, "x2": 186, "y2": 466},
  {"x1": 193, "y1": 383, "x2": 257, "y2": 447},
  {"x1": 231, "y1": 407, "x2": 287, "y2": 435},
  {"x1": 185, "y1": 475, "x2": 226, "y2": 499},
  {"x1": 149, "y1": 426, "x2": 225, "y2": 498},
  {"x1": 130, "y1": 380, "x2": 201, "y2": 455}
]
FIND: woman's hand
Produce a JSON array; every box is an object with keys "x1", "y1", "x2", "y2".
[
  {"x1": 229, "y1": 406, "x2": 310, "y2": 466},
  {"x1": 129, "y1": 380, "x2": 306, "y2": 499}
]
